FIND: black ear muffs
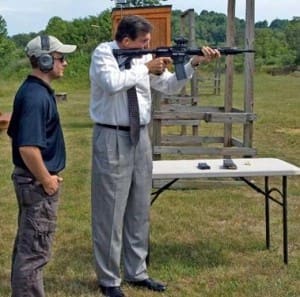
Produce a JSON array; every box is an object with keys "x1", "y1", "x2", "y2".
[{"x1": 38, "y1": 35, "x2": 53, "y2": 72}]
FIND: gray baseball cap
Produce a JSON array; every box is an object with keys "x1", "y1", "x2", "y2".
[{"x1": 25, "y1": 35, "x2": 77, "y2": 57}]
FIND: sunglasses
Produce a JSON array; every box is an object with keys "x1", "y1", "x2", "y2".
[{"x1": 52, "y1": 54, "x2": 66, "y2": 63}]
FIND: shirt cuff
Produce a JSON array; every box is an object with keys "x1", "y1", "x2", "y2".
[{"x1": 183, "y1": 59, "x2": 196, "y2": 78}]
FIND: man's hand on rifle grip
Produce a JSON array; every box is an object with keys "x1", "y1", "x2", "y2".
[{"x1": 145, "y1": 57, "x2": 172, "y2": 75}]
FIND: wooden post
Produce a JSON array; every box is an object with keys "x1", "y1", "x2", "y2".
[
  {"x1": 224, "y1": 0, "x2": 235, "y2": 152},
  {"x1": 214, "y1": 60, "x2": 221, "y2": 95},
  {"x1": 187, "y1": 9, "x2": 199, "y2": 136},
  {"x1": 180, "y1": 9, "x2": 199, "y2": 136},
  {"x1": 179, "y1": 11, "x2": 188, "y2": 136},
  {"x1": 152, "y1": 90, "x2": 162, "y2": 160},
  {"x1": 243, "y1": 0, "x2": 255, "y2": 151},
  {"x1": 186, "y1": 9, "x2": 198, "y2": 102}
]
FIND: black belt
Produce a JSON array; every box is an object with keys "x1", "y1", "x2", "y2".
[
  {"x1": 13, "y1": 166, "x2": 34, "y2": 178},
  {"x1": 96, "y1": 123, "x2": 145, "y2": 131},
  {"x1": 14, "y1": 166, "x2": 59, "y2": 177}
]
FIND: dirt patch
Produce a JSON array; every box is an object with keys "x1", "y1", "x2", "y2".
[{"x1": 275, "y1": 128, "x2": 300, "y2": 135}]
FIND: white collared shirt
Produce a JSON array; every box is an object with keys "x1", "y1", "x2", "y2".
[{"x1": 89, "y1": 40, "x2": 195, "y2": 126}]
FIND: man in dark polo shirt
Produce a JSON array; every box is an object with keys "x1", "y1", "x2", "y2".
[{"x1": 7, "y1": 35, "x2": 76, "y2": 297}]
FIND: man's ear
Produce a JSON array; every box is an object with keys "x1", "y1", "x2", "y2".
[
  {"x1": 119, "y1": 37, "x2": 136, "y2": 49},
  {"x1": 122, "y1": 37, "x2": 132, "y2": 48}
]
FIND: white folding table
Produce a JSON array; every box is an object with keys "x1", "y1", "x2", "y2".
[{"x1": 151, "y1": 158, "x2": 300, "y2": 264}]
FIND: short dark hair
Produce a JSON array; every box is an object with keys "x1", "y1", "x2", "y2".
[
  {"x1": 115, "y1": 15, "x2": 153, "y2": 42},
  {"x1": 29, "y1": 55, "x2": 39, "y2": 69}
]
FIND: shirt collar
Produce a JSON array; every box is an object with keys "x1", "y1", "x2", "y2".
[{"x1": 27, "y1": 75, "x2": 55, "y2": 95}]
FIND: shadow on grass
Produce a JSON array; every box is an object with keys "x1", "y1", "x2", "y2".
[
  {"x1": 2, "y1": 232, "x2": 265, "y2": 296},
  {"x1": 149, "y1": 233, "x2": 265, "y2": 272},
  {"x1": 43, "y1": 239, "x2": 226, "y2": 295},
  {"x1": 45, "y1": 276, "x2": 99, "y2": 296},
  {"x1": 44, "y1": 243, "x2": 98, "y2": 296}
]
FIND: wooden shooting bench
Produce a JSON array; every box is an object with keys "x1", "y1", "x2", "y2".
[
  {"x1": 55, "y1": 92, "x2": 67, "y2": 102},
  {"x1": 151, "y1": 158, "x2": 300, "y2": 264}
]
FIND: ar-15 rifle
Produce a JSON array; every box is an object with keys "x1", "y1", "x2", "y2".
[{"x1": 113, "y1": 37, "x2": 255, "y2": 80}]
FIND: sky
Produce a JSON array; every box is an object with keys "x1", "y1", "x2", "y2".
[{"x1": 1, "y1": 0, "x2": 299, "y2": 36}]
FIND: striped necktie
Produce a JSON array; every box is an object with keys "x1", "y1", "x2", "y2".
[{"x1": 125, "y1": 59, "x2": 140, "y2": 146}]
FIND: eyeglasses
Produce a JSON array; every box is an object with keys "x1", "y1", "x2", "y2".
[{"x1": 52, "y1": 55, "x2": 66, "y2": 63}]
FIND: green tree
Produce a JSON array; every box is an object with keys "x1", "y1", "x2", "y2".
[
  {"x1": 45, "y1": 16, "x2": 69, "y2": 41},
  {"x1": 195, "y1": 10, "x2": 227, "y2": 45},
  {"x1": 2, "y1": 8, "x2": 299, "y2": 79},
  {"x1": 270, "y1": 19, "x2": 289, "y2": 30},
  {"x1": 11, "y1": 33, "x2": 37, "y2": 48},
  {"x1": 0, "y1": 15, "x2": 19, "y2": 73},
  {"x1": 170, "y1": 10, "x2": 181, "y2": 40},
  {"x1": 255, "y1": 20, "x2": 268, "y2": 29},
  {"x1": 255, "y1": 28, "x2": 296, "y2": 68},
  {"x1": 285, "y1": 18, "x2": 300, "y2": 64},
  {"x1": 0, "y1": 15, "x2": 8, "y2": 38},
  {"x1": 45, "y1": 10, "x2": 111, "y2": 53},
  {"x1": 44, "y1": 10, "x2": 112, "y2": 83}
]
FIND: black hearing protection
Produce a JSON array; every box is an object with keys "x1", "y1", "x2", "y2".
[{"x1": 38, "y1": 35, "x2": 54, "y2": 72}]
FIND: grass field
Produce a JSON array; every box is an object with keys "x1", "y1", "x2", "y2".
[{"x1": 0, "y1": 72, "x2": 299, "y2": 297}]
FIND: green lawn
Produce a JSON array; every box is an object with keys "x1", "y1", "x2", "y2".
[{"x1": 0, "y1": 73, "x2": 300, "y2": 297}]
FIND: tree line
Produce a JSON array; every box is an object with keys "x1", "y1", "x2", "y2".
[{"x1": 0, "y1": 7, "x2": 299, "y2": 83}]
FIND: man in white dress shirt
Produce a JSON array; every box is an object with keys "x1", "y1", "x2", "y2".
[{"x1": 89, "y1": 15, "x2": 220, "y2": 297}]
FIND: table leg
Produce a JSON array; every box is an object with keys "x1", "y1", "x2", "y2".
[
  {"x1": 282, "y1": 176, "x2": 288, "y2": 264},
  {"x1": 148, "y1": 178, "x2": 179, "y2": 265},
  {"x1": 240, "y1": 176, "x2": 288, "y2": 264},
  {"x1": 265, "y1": 176, "x2": 270, "y2": 249}
]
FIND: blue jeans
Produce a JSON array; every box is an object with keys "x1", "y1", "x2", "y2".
[{"x1": 11, "y1": 167, "x2": 60, "y2": 297}]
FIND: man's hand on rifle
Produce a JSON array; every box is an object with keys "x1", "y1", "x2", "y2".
[
  {"x1": 191, "y1": 46, "x2": 221, "y2": 67},
  {"x1": 145, "y1": 57, "x2": 172, "y2": 75}
]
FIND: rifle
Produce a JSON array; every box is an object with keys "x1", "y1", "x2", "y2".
[{"x1": 113, "y1": 37, "x2": 255, "y2": 80}]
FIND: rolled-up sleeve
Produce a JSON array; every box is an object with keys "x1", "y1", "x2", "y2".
[{"x1": 149, "y1": 60, "x2": 195, "y2": 95}]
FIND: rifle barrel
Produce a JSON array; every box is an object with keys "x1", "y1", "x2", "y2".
[
  {"x1": 217, "y1": 47, "x2": 255, "y2": 55},
  {"x1": 186, "y1": 47, "x2": 255, "y2": 56}
]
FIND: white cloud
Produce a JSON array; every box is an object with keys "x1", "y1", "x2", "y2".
[
  {"x1": 0, "y1": 6, "x2": 17, "y2": 14},
  {"x1": 0, "y1": 5, "x2": 43, "y2": 15}
]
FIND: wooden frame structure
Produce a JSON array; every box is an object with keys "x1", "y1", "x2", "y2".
[{"x1": 152, "y1": 0, "x2": 256, "y2": 160}]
